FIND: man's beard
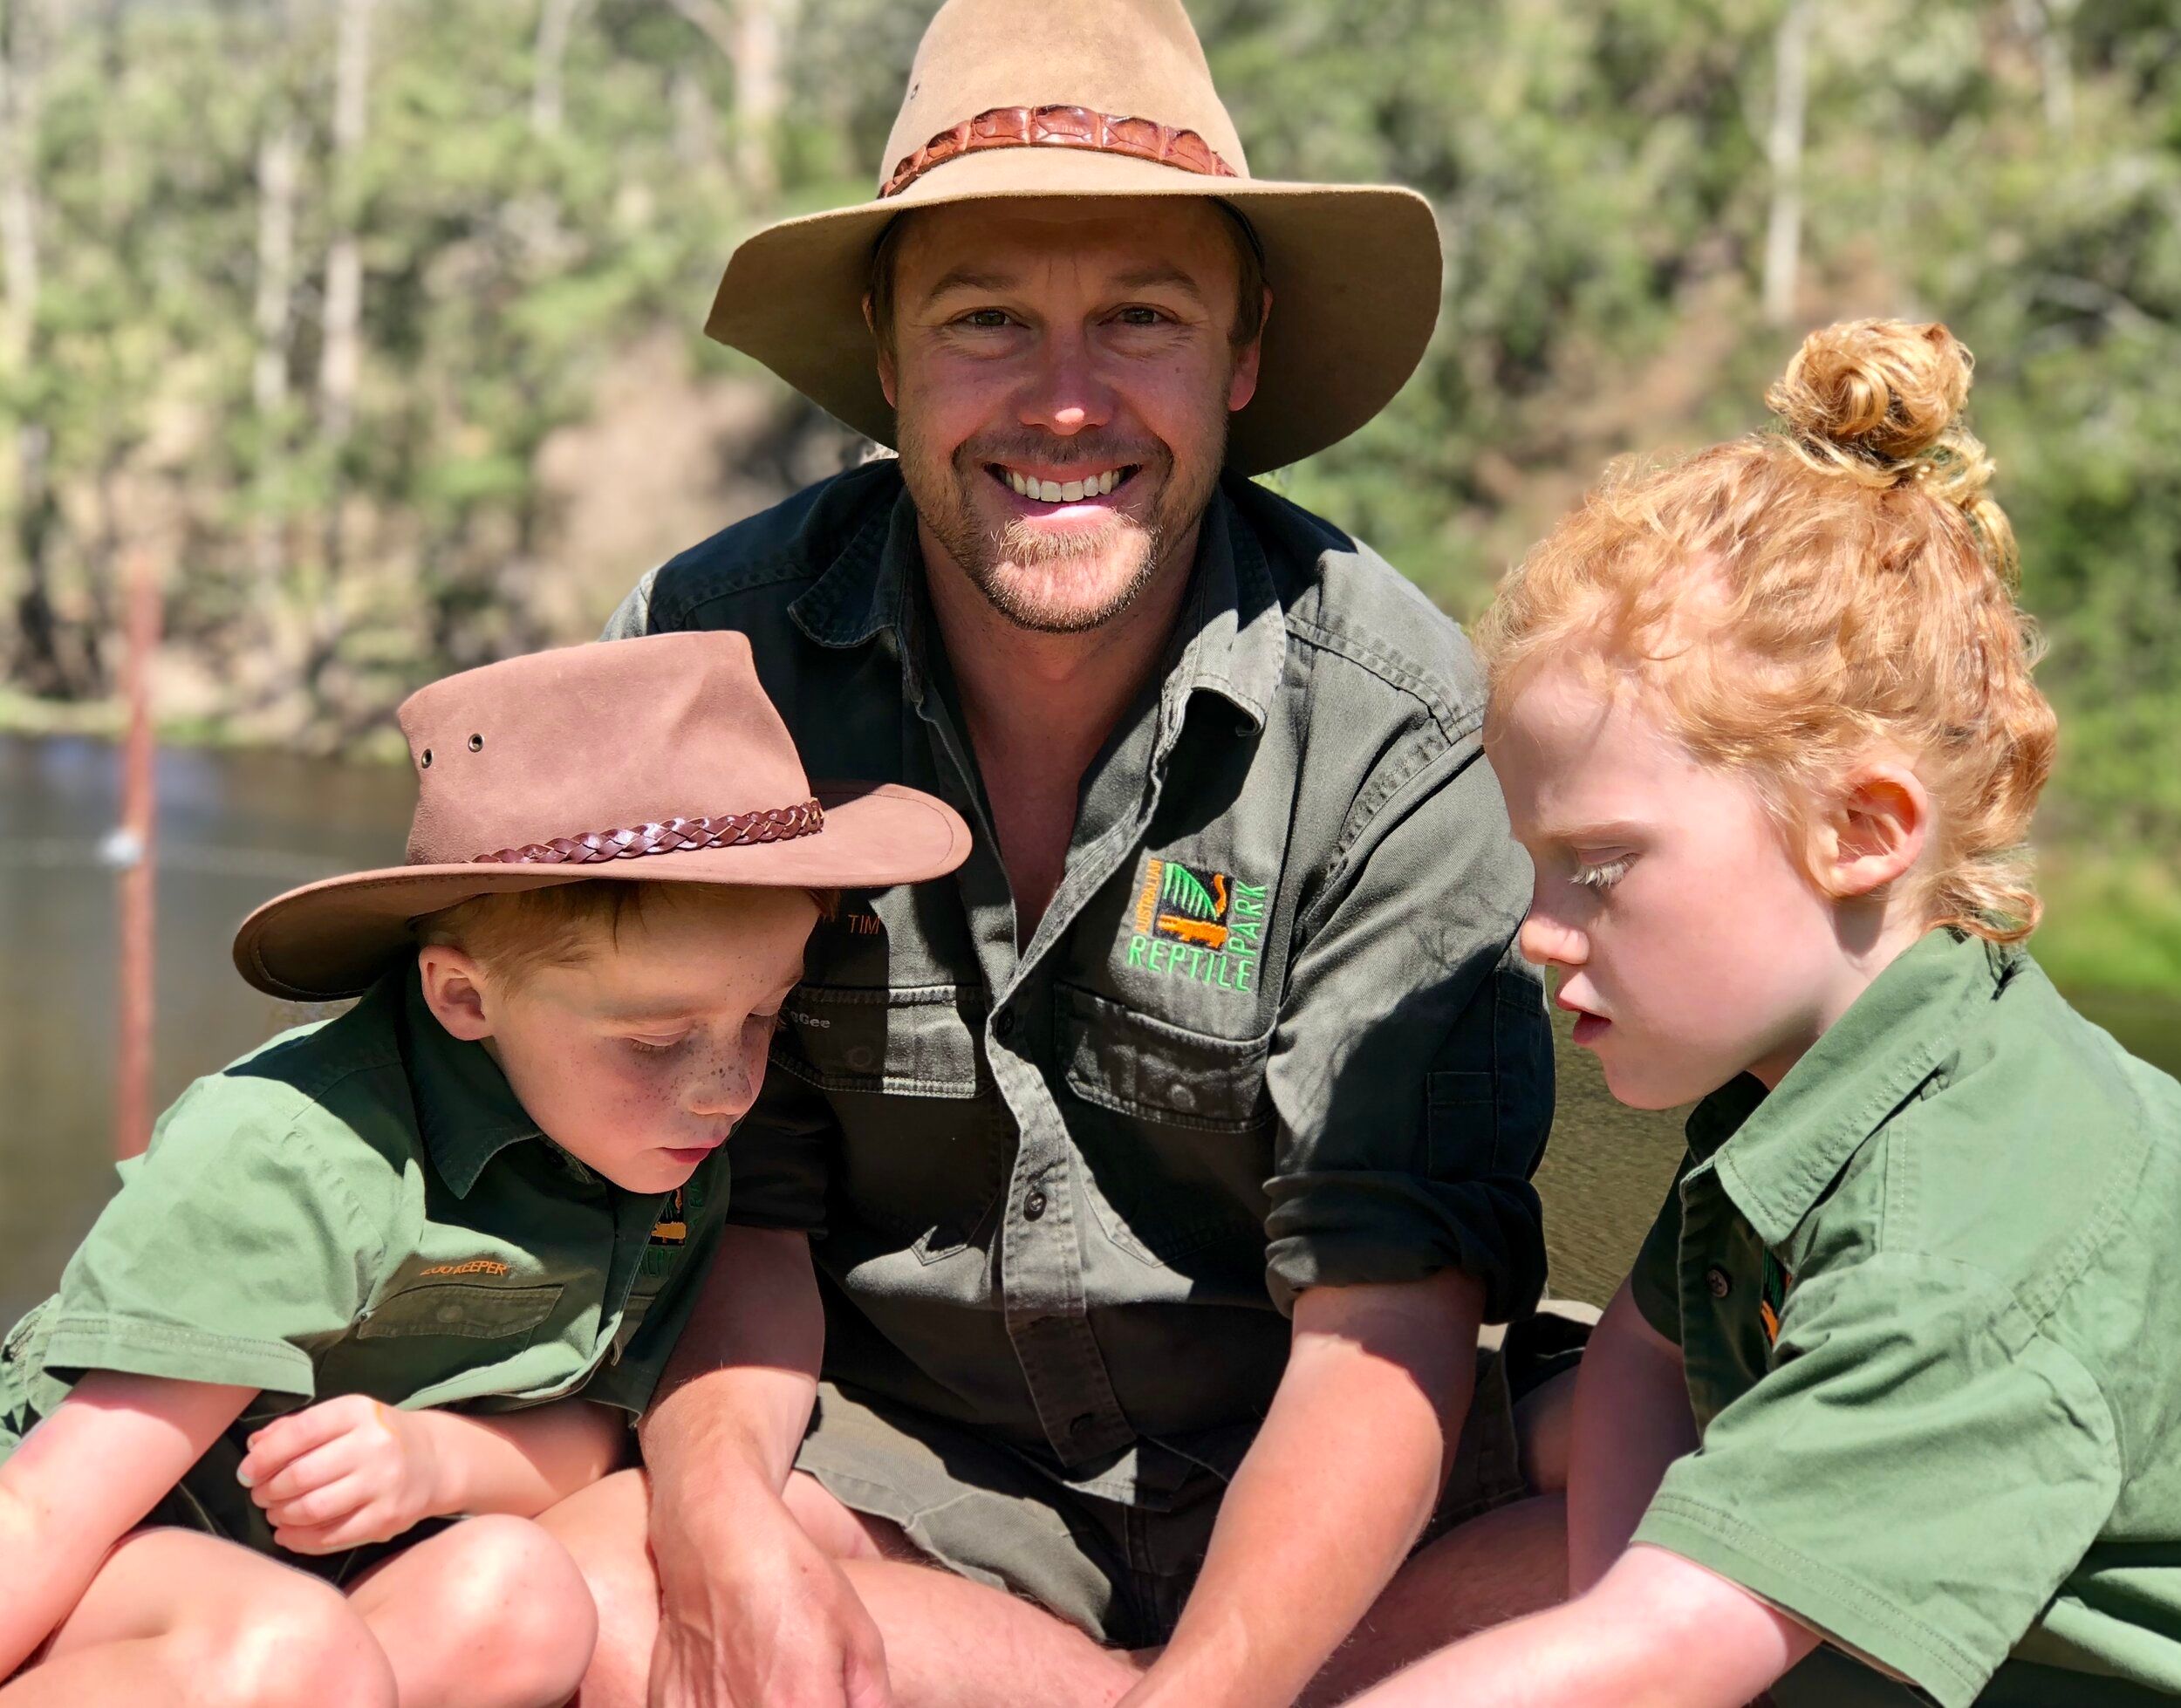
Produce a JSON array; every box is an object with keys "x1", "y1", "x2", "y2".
[{"x1": 900, "y1": 426, "x2": 1224, "y2": 635}]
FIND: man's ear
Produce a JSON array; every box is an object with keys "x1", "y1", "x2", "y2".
[
  {"x1": 865, "y1": 292, "x2": 899, "y2": 408},
  {"x1": 1227, "y1": 285, "x2": 1271, "y2": 413},
  {"x1": 1816, "y1": 761, "x2": 1930, "y2": 903},
  {"x1": 417, "y1": 944, "x2": 495, "y2": 1042}
]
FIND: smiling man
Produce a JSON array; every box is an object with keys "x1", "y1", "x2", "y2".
[{"x1": 550, "y1": 3, "x2": 1562, "y2": 1705}]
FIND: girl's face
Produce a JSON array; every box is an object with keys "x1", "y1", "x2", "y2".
[{"x1": 1490, "y1": 665, "x2": 1859, "y2": 1109}]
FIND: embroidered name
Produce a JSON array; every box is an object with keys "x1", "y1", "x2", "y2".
[
  {"x1": 418, "y1": 1259, "x2": 510, "y2": 1278},
  {"x1": 1125, "y1": 858, "x2": 1266, "y2": 994}
]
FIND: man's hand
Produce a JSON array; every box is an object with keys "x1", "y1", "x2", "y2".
[
  {"x1": 239, "y1": 1394, "x2": 445, "y2": 1552},
  {"x1": 647, "y1": 1495, "x2": 892, "y2": 1708}
]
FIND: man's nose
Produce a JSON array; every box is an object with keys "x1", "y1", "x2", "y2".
[
  {"x1": 1018, "y1": 324, "x2": 1112, "y2": 437},
  {"x1": 1518, "y1": 905, "x2": 1587, "y2": 972}
]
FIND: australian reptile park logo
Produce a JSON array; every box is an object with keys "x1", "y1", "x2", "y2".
[{"x1": 1126, "y1": 857, "x2": 1267, "y2": 994}]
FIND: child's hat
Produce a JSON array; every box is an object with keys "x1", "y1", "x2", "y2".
[{"x1": 233, "y1": 632, "x2": 971, "y2": 1001}]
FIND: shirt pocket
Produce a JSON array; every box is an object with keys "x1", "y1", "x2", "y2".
[
  {"x1": 772, "y1": 983, "x2": 1003, "y2": 1255},
  {"x1": 1056, "y1": 984, "x2": 1275, "y2": 1265},
  {"x1": 356, "y1": 1283, "x2": 564, "y2": 1343}
]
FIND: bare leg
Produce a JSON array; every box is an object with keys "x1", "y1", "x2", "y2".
[
  {"x1": 6, "y1": 1527, "x2": 396, "y2": 1708},
  {"x1": 346, "y1": 1513, "x2": 598, "y2": 1708},
  {"x1": 543, "y1": 1467, "x2": 1145, "y2": 1708},
  {"x1": 1302, "y1": 1493, "x2": 1569, "y2": 1706},
  {"x1": 1514, "y1": 1367, "x2": 1578, "y2": 1494}
]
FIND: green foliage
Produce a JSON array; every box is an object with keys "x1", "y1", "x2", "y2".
[{"x1": 0, "y1": 0, "x2": 2175, "y2": 923}]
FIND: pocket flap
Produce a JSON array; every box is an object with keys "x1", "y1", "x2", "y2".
[
  {"x1": 774, "y1": 984, "x2": 984, "y2": 1098},
  {"x1": 1058, "y1": 985, "x2": 1272, "y2": 1132},
  {"x1": 358, "y1": 1283, "x2": 563, "y2": 1341}
]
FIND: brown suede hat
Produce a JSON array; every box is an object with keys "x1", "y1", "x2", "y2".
[
  {"x1": 704, "y1": 0, "x2": 1442, "y2": 475},
  {"x1": 233, "y1": 632, "x2": 971, "y2": 1001}
]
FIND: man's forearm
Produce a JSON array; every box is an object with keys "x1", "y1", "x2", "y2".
[
  {"x1": 639, "y1": 1225, "x2": 825, "y2": 1534},
  {"x1": 1125, "y1": 1272, "x2": 1482, "y2": 1708}
]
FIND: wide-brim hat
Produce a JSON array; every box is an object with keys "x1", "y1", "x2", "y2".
[
  {"x1": 706, "y1": 0, "x2": 1441, "y2": 475},
  {"x1": 233, "y1": 632, "x2": 971, "y2": 1002}
]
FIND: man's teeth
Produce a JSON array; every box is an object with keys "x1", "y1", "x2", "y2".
[{"x1": 1004, "y1": 468, "x2": 1124, "y2": 502}]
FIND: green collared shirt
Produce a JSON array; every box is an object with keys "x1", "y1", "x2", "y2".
[
  {"x1": 1628, "y1": 930, "x2": 2181, "y2": 1707},
  {"x1": 0, "y1": 970, "x2": 722, "y2": 1554},
  {"x1": 606, "y1": 461, "x2": 1552, "y2": 1506}
]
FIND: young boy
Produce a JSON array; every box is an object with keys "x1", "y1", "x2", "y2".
[
  {"x1": 1350, "y1": 322, "x2": 2181, "y2": 1706},
  {"x1": 0, "y1": 632, "x2": 967, "y2": 1706}
]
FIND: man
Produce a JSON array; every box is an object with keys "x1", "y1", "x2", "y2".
[{"x1": 548, "y1": 3, "x2": 1563, "y2": 1703}]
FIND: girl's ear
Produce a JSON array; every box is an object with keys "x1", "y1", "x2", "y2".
[
  {"x1": 416, "y1": 944, "x2": 495, "y2": 1042},
  {"x1": 1816, "y1": 761, "x2": 1931, "y2": 903}
]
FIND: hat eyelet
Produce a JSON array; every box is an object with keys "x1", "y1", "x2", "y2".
[
  {"x1": 420, "y1": 748, "x2": 433, "y2": 769},
  {"x1": 468, "y1": 733, "x2": 484, "y2": 752}
]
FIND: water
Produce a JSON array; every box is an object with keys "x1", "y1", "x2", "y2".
[{"x1": 3, "y1": 734, "x2": 2173, "y2": 1324}]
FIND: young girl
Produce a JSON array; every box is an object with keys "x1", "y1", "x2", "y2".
[{"x1": 1351, "y1": 320, "x2": 2181, "y2": 1706}]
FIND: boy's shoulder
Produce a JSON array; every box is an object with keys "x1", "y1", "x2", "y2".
[
  {"x1": 1817, "y1": 950, "x2": 2181, "y2": 1338},
  {"x1": 147, "y1": 976, "x2": 431, "y2": 1199}
]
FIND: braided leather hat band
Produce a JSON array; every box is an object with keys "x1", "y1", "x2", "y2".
[
  {"x1": 880, "y1": 103, "x2": 1239, "y2": 200},
  {"x1": 472, "y1": 798, "x2": 824, "y2": 867}
]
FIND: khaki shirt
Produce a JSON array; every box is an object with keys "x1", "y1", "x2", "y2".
[
  {"x1": 1630, "y1": 930, "x2": 2181, "y2": 1707},
  {"x1": 0, "y1": 970, "x2": 719, "y2": 1556},
  {"x1": 607, "y1": 461, "x2": 1553, "y2": 1507}
]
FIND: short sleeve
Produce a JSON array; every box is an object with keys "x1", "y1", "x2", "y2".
[
  {"x1": 1261, "y1": 745, "x2": 1552, "y2": 1322},
  {"x1": 1634, "y1": 1252, "x2": 2121, "y2": 1708},
  {"x1": 38, "y1": 1073, "x2": 388, "y2": 1400},
  {"x1": 1627, "y1": 1156, "x2": 1690, "y2": 1344}
]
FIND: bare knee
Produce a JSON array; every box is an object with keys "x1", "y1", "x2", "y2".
[
  {"x1": 784, "y1": 1469, "x2": 915, "y2": 1561},
  {"x1": 173, "y1": 1570, "x2": 396, "y2": 1708},
  {"x1": 425, "y1": 1515, "x2": 598, "y2": 1705}
]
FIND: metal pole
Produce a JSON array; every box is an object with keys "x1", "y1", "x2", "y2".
[{"x1": 112, "y1": 546, "x2": 160, "y2": 1158}]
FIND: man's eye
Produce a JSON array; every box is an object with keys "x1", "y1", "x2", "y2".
[
  {"x1": 1114, "y1": 306, "x2": 1166, "y2": 327},
  {"x1": 960, "y1": 309, "x2": 1013, "y2": 329}
]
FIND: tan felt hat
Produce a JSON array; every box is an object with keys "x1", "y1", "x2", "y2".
[
  {"x1": 233, "y1": 632, "x2": 972, "y2": 1001},
  {"x1": 706, "y1": 0, "x2": 1442, "y2": 474}
]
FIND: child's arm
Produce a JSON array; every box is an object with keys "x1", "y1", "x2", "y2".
[
  {"x1": 236, "y1": 1393, "x2": 627, "y2": 1554},
  {"x1": 1565, "y1": 1279, "x2": 1699, "y2": 1591},
  {"x1": 1349, "y1": 1543, "x2": 1820, "y2": 1707},
  {"x1": 0, "y1": 1371, "x2": 256, "y2": 1677}
]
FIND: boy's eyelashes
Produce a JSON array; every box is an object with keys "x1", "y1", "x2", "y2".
[{"x1": 1568, "y1": 853, "x2": 1634, "y2": 892}]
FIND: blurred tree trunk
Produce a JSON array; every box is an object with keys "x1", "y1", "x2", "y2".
[
  {"x1": 531, "y1": 0, "x2": 588, "y2": 139},
  {"x1": 0, "y1": 0, "x2": 65, "y2": 695},
  {"x1": 251, "y1": 64, "x2": 301, "y2": 603},
  {"x1": 317, "y1": 0, "x2": 370, "y2": 596},
  {"x1": 666, "y1": 0, "x2": 795, "y2": 208},
  {"x1": 1761, "y1": 0, "x2": 1810, "y2": 327}
]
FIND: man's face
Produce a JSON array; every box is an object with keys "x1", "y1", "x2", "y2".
[
  {"x1": 874, "y1": 198, "x2": 1264, "y2": 633},
  {"x1": 1491, "y1": 665, "x2": 1849, "y2": 1110}
]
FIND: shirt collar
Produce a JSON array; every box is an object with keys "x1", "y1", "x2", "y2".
[
  {"x1": 395, "y1": 967, "x2": 547, "y2": 1199},
  {"x1": 1692, "y1": 929, "x2": 2020, "y2": 1249},
  {"x1": 783, "y1": 464, "x2": 1287, "y2": 737}
]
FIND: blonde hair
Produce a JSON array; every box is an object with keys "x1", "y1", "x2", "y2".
[
  {"x1": 418, "y1": 880, "x2": 836, "y2": 985},
  {"x1": 1479, "y1": 318, "x2": 2057, "y2": 941}
]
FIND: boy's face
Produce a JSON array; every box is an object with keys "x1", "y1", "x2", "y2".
[
  {"x1": 1491, "y1": 665, "x2": 1851, "y2": 1109},
  {"x1": 422, "y1": 887, "x2": 817, "y2": 1194}
]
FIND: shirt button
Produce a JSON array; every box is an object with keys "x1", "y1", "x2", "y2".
[
  {"x1": 1023, "y1": 1188, "x2": 1048, "y2": 1221},
  {"x1": 1070, "y1": 1412, "x2": 1097, "y2": 1438},
  {"x1": 1706, "y1": 1266, "x2": 1733, "y2": 1300},
  {"x1": 992, "y1": 1008, "x2": 1016, "y2": 1043}
]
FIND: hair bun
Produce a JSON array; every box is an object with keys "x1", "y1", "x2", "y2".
[{"x1": 1767, "y1": 319, "x2": 1972, "y2": 462}]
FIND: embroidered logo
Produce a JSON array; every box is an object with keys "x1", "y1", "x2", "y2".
[
  {"x1": 650, "y1": 1188, "x2": 688, "y2": 1247},
  {"x1": 838, "y1": 910, "x2": 884, "y2": 937},
  {"x1": 1759, "y1": 1254, "x2": 1794, "y2": 1347},
  {"x1": 418, "y1": 1259, "x2": 510, "y2": 1279},
  {"x1": 1125, "y1": 857, "x2": 1266, "y2": 994}
]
